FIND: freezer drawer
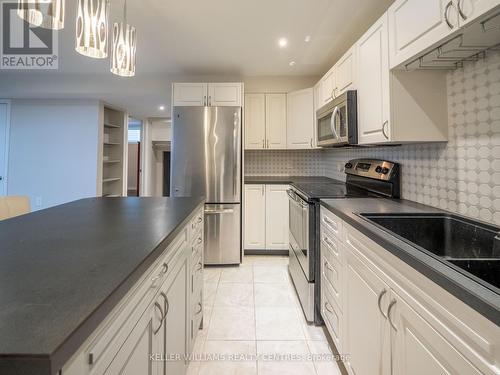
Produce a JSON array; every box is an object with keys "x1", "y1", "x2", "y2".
[{"x1": 204, "y1": 204, "x2": 241, "y2": 265}]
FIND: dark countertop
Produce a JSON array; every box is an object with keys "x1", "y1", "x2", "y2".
[
  {"x1": 0, "y1": 197, "x2": 205, "y2": 375},
  {"x1": 244, "y1": 175, "x2": 338, "y2": 185},
  {"x1": 320, "y1": 198, "x2": 500, "y2": 326}
]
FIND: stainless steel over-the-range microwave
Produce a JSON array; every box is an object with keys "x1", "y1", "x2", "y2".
[{"x1": 316, "y1": 90, "x2": 358, "y2": 147}]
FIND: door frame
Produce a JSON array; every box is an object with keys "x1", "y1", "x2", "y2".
[{"x1": 0, "y1": 99, "x2": 11, "y2": 196}]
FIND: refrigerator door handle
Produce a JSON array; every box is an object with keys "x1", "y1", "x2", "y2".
[
  {"x1": 233, "y1": 111, "x2": 239, "y2": 196},
  {"x1": 205, "y1": 208, "x2": 235, "y2": 215}
]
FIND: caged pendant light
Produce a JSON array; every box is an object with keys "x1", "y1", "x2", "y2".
[
  {"x1": 110, "y1": 0, "x2": 137, "y2": 77},
  {"x1": 17, "y1": 0, "x2": 65, "y2": 30},
  {"x1": 75, "y1": 0, "x2": 110, "y2": 59}
]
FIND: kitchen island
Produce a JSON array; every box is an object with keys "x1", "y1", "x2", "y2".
[{"x1": 0, "y1": 197, "x2": 205, "y2": 375}]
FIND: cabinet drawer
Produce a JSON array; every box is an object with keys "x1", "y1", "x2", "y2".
[
  {"x1": 321, "y1": 281, "x2": 343, "y2": 351},
  {"x1": 190, "y1": 209, "x2": 204, "y2": 235},
  {"x1": 320, "y1": 225, "x2": 342, "y2": 264},
  {"x1": 320, "y1": 207, "x2": 343, "y2": 239},
  {"x1": 86, "y1": 229, "x2": 188, "y2": 374},
  {"x1": 321, "y1": 254, "x2": 342, "y2": 310}
]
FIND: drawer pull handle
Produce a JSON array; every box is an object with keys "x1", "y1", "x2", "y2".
[
  {"x1": 153, "y1": 302, "x2": 164, "y2": 334},
  {"x1": 444, "y1": 1, "x2": 455, "y2": 29},
  {"x1": 150, "y1": 274, "x2": 162, "y2": 289},
  {"x1": 377, "y1": 289, "x2": 388, "y2": 319},
  {"x1": 325, "y1": 301, "x2": 335, "y2": 314},
  {"x1": 196, "y1": 262, "x2": 203, "y2": 272},
  {"x1": 197, "y1": 237, "x2": 203, "y2": 244},
  {"x1": 195, "y1": 302, "x2": 203, "y2": 315},
  {"x1": 323, "y1": 237, "x2": 338, "y2": 255},
  {"x1": 161, "y1": 263, "x2": 169, "y2": 274},
  {"x1": 387, "y1": 299, "x2": 397, "y2": 331},
  {"x1": 324, "y1": 260, "x2": 334, "y2": 272}
]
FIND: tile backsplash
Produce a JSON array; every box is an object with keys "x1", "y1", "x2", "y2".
[
  {"x1": 245, "y1": 150, "x2": 324, "y2": 176},
  {"x1": 245, "y1": 51, "x2": 500, "y2": 225}
]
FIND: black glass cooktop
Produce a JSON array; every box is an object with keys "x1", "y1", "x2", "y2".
[{"x1": 292, "y1": 181, "x2": 379, "y2": 202}]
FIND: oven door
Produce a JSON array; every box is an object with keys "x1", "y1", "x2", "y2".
[{"x1": 287, "y1": 189, "x2": 311, "y2": 280}]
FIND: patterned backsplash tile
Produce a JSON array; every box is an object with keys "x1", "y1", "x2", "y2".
[
  {"x1": 245, "y1": 150, "x2": 324, "y2": 176},
  {"x1": 245, "y1": 50, "x2": 500, "y2": 225}
]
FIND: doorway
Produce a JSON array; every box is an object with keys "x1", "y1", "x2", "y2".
[
  {"x1": 0, "y1": 101, "x2": 10, "y2": 196},
  {"x1": 127, "y1": 118, "x2": 142, "y2": 197}
]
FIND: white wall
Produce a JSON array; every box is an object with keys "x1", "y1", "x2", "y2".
[{"x1": 7, "y1": 99, "x2": 100, "y2": 210}]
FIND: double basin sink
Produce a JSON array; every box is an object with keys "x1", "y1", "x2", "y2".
[{"x1": 360, "y1": 213, "x2": 500, "y2": 291}]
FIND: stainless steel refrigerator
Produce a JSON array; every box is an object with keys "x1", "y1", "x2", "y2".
[{"x1": 171, "y1": 106, "x2": 242, "y2": 265}]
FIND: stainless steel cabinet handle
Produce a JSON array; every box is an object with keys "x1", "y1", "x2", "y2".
[
  {"x1": 197, "y1": 237, "x2": 202, "y2": 244},
  {"x1": 203, "y1": 95, "x2": 207, "y2": 106},
  {"x1": 153, "y1": 302, "x2": 164, "y2": 334},
  {"x1": 196, "y1": 262, "x2": 203, "y2": 271},
  {"x1": 324, "y1": 260, "x2": 334, "y2": 272},
  {"x1": 195, "y1": 302, "x2": 203, "y2": 315},
  {"x1": 160, "y1": 292, "x2": 168, "y2": 320},
  {"x1": 161, "y1": 262, "x2": 168, "y2": 274},
  {"x1": 382, "y1": 121, "x2": 389, "y2": 140},
  {"x1": 208, "y1": 95, "x2": 212, "y2": 106},
  {"x1": 310, "y1": 138, "x2": 313, "y2": 148},
  {"x1": 444, "y1": 1, "x2": 455, "y2": 29},
  {"x1": 262, "y1": 139, "x2": 265, "y2": 149},
  {"x1": 377, "y1": 289, "x2": 388, "y2": 319},
  {"x1": 150, "y1": 274, "x2": 162, "y2": 288},
  {"x1": 325, "y1": 301, "x2": 335, "y2": 314},
  {"x1": 387, "y1": 299, "x2": 398, "y2": 331},
  {"x1": 457, "y1": 0, "x2": 467, "y2": 20}
]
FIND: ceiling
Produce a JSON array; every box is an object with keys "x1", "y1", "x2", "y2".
[{"x1": 0, "y1": 0, "x2": 394, "y2": 117}]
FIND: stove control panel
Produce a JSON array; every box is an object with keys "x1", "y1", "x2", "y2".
[{"x1": 345, "y1": 159, "x2": 399, "y2": 182}]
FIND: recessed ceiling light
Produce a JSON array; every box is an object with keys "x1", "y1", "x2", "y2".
[
  {"x1": 278, "y1": 38, "x2": 288, "y2": 48},
  {"x1": 289, "y1": 61, "x2": 296, "y2": 66},
  {"x1": 159, "y1": 105, "x2": 165, "y2": 111},
  {"x1": 304, "y1": 35, "x2": 311, "y2": 43}
]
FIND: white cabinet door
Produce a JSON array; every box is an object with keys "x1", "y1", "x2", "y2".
[
  {"x1": 335, "y1": 46, "x2": 356, "y2": 95},
  {"x1": 164, "y1": 259, "x2": 188, "y2": 375},
  {"x1": 104, "y1": 299, "x2": 162, "y2": 375},
  {"x1": 388, "y1": 0, "x2": 457, "y2": 68},
  {"x1": 208, "y1": 83, "x2": 242, "y2": 106},
  {"x1": 357, "y1": 13, "x2": 391, "y2": 145},
  {"x1": 457, "y1": 0, "x2": 500, "y2": 26},
  {"x1": 391, "y1": 292, "x2": 483, "y2": 375},
  {"x1": 344, "y1": 248, "x2": 391, "y2": 375},
  {"x1": 244, "y1": 94, "x2": 266, "y2": 150},
  {"x1": 172, "y1": 83, "x2": 208, "y2": 106},
  {"x1": 265, "y1": 94, "x2": 287, "y2": 149},
  {"x1": 287, "y1": 88, "x2": 314, "y2": 149},
  {"x1": 320, "y1": 67, "x2": 336, "y2": 105},
  {"x1": 244, "y1": 185, "x2": 266, "y2": 250},
  {"x1": 265, "y1": 185, "x2": 289, "y2": 250}
]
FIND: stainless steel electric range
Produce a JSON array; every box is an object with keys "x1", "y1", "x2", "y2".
[{"x1": 288, "y1": 159, "x2": 401, "y2": 324}]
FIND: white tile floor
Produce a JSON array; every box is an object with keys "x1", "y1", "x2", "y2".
[{"x1": 187, "y1": 255, "x2": 343, "y2": 375}]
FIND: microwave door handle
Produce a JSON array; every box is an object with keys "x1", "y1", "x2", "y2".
[{"x1": 330, "y1": 106, "x2": 340, "y2": 140}]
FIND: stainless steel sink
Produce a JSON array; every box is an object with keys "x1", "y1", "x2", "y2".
[{"x1": 359, "y1": 213, "x2": 500, "y2": 290}]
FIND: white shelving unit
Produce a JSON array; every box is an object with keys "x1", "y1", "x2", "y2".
[{"x1": 99, "y1": 104, "x2": 127, "y2": 197}]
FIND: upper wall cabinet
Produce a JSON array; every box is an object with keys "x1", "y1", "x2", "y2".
[
  {"x1": 335, "y1": 46, "x2": 356, "y2": 96},
  {"x1": 318, "y1": 46, "x2": 357, "y2": 108},
  {"x1": 357, "y1": 13, "x2": 449, "y2": 145},
  {"x1": 287, "y1": 88, "x2": 314, "y2": 149},
  {"x1": 388, "y1": 0, "x2": 500, "y2": 69},
  {"x1": 244, "y1": 94, "x2": 266, "y2": 150},
  {"x1": 244, "y1": 93, "x2": 287, "y2": 150},
  {"x1": 173, "y1": 83, "x2": 243, "y2": 107}
]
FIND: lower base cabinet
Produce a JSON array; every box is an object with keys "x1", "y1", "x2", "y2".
[
  {"x1": 320, "y1": 207, "x2": 500, "y2": 375},
  {"x1": 244, "y1": 184, "x2": 289, "y2": 251},
  {"x1": 62, "y1": 207, "x2": 204, "y2": 375}
]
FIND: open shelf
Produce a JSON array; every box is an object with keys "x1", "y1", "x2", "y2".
[
  {"x1": 101, "y1": 104, "x2": 126, "y2": 197},
  {"x1": 103, "y1": 177, "x2": 121, "y2": 183}
]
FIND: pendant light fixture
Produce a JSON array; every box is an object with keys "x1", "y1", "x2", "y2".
[
  {"x1": 75, "y1": 0, "x2": 110, "y2": 59},
  {"x1": 17, "y1": 0, "x2": 65, "y2": 30},
  {"x1": 111, "y1": 0, "x2": 137, "y2": 77}
]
